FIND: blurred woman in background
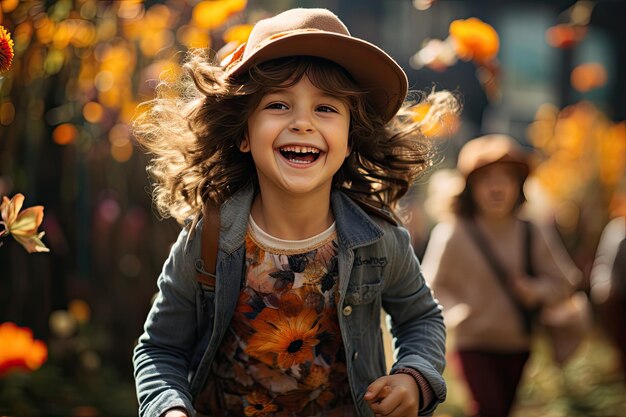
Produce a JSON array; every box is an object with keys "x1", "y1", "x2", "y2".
[{"x1": 421, "y1": 134, "x2": 581, "y2": 417}]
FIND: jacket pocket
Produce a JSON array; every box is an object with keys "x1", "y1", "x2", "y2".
[
  {"x1": 342, "y1": 279, "x2": 383, "y2": 341},
  {"x1": 345, "y1": 280, "x2": 383, "y2": 305}
]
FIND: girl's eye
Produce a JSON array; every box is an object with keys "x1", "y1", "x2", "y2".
[
  {"x1": 316, "y1": 105, "x2": 337, "y2": 113},
  {"x1": 265, "y1": 102, "x2": 288, "y2": 110}
]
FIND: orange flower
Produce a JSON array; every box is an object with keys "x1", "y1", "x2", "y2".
[
  {"x1": 0, "y1": 25, "x2": 14, "y2": 73},
  {"x1": 244, "y1": 390, "x2": 279, "y2": 417},
  {"x1": 246, "y1": 308, "x2": 321, "y2": 369},
  {"x1": 0, "y1": 322, "x2": 48, "y2": 376},
  {"x1": 449, "y1": 18, "x2": 499, "y2": 63},
  {"x1": 0, "y1": 194, "x2": 50, "y2": 253}
]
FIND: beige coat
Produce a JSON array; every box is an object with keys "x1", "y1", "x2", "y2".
[{"x1": 422, "y1": 217, "x2": 581, "y2": 352}]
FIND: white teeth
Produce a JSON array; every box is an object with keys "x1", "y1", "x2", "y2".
[{"x1": 279, "y1": 146, "x2": 320, "y2": 153}]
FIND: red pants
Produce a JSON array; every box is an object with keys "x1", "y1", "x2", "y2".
[{"x1": 456, "y1": 350, "x2": 530, "y2": 417}]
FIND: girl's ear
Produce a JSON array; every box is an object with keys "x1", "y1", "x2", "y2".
[{"x1": 239, "y1": 134, "x2": 250, "y2": 152}]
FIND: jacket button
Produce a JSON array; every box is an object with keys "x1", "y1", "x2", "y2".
[
  {"x1": 342, "y1": 305, "x2": 353, "y2": 316},
  {"x1": 353, "y1": 351, "x2": 359, "y2": 361}
]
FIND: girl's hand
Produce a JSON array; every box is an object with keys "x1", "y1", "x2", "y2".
[{"x1": 364, "y1": 374, "x2": 419, "y2": 417}]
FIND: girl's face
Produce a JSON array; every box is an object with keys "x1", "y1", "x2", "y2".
[
  {"x1": 469, "y1": 162, "x2": 521, "y2": 219},
  {"x1": 241, "y1": 75, "x2": 350, "y2": 198}
]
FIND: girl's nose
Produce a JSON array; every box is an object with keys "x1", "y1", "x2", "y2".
[{"x1": 289, "y1": 115, "x2": 314, "y2": 133}]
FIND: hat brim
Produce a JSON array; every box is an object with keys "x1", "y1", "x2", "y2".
[
  {"x1": 467, "y1": 159, "x2": 530, "y2": 181},
  {"x1": 227, "y1": 31, "x2": 408, "y2": 122}
]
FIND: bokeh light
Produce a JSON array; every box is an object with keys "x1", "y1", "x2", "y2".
[
  {"x1": 571, "y1": 62, "x2": 608, "y2": 92},
  {"x1": 68, "y1": 299, "x2": 91, "y2": 324},
  {"x1": 0, "y1": 101, "x2": 15, "y2": 125},
  {"x1": 52, "y1": 123, "x2": 78, "y2": 145},
  {"x1": 48, "y1": 310, "x2": 77, "y2": 339},
  {"x1": 82, "y1": 101, "x2": 104, "y2": 123}
]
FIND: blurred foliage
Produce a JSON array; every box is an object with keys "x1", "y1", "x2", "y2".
[
  {"x1": 530, "y1": 102, "x2": 625, "y2": 205},
  {"x1": 0, "y1": 0, "x2": 249, "y2": 164},
  {"x1": 0, "y1": 0, "x2": 254, "y2": 414},
  {"x1": 0, "y1": 310, "x2": 137, "y2": 417},
  {"x1": 524, "y1": 101, "x2": 626, "y2": 268}
]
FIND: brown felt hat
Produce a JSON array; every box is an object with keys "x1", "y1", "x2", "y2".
[
  {"x1": 222, "y1": 8, "x2": 408, "y2": 122},
  {"x1": 457, "y1": 134, "x2": 530, "y2": 179}
]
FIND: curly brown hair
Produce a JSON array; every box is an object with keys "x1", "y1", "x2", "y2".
[{"x1": 132, "y1": 51, "x2": 459, "y2": 224}]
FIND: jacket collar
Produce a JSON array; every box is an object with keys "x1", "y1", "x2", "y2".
[
  {"x1": 331, "y1": 190, "x2": 385, "y2": 249},
  {"x1": 218, "y1": 185, "x2": 385, "y2": 254}
]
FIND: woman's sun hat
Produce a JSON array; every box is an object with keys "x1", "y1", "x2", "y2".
[
  {"x1": 452, "y1": 134, "x2": 532, "y2": 215},
  {"x1": 221, "y1": 8, "x2": 408, "y2": 122},
  {"x1": 457, "y1": 134, "x2": 531, "y2": 180}
]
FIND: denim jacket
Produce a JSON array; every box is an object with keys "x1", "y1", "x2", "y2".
[{"x1": 133, "y1": 186, "x2": 446, "y2": 417}]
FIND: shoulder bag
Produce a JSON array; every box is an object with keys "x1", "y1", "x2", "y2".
[{"x1": 465, "y1": 219, "x2": 591, "y2": 365}]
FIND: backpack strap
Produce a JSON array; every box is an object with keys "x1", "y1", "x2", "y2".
[{"x1": 196, "y1": 202, "x2": 220, "y2": 291}]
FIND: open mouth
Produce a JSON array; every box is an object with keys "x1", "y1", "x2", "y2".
[{"x1": 278, "y1": 145, "x2": 322, "y2": 165}]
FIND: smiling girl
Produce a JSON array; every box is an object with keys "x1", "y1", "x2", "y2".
[{"x1": 132, "y1": 8, "x2": 459, "y2": 417}]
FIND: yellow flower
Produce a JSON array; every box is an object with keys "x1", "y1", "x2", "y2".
[
  {"x1": 449, "y1": 18, "x2": 499, "y2": 63},
  {"x1": 0, "y1": 322, "x2": 48, "y2": 376},
  {"x1": 0, "y1": 25, "x2": 14, "y2": 73},
  {"x1": 0, "y1": 193, "x2": 50, "y2": 253}
]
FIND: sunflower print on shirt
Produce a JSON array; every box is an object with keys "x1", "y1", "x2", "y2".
[{"x1": 195, "y1": 230, "x2": 357, "y2": 417}]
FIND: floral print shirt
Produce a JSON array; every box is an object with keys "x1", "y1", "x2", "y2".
[{"x1": 195, "y1": 218, "x2": 357, "y2": 417}]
